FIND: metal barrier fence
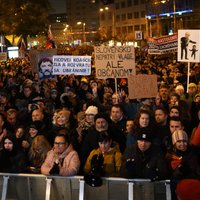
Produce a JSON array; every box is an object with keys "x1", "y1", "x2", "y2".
[{"x1": 0, "y1": 173, "x2": 171, "y2": 200}]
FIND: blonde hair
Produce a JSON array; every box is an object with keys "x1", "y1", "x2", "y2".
[{"x1": 29, "y1": 135, "x2": 51, "y2": 167}]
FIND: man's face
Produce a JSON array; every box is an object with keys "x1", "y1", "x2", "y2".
[
  {"x1": 126, "y1": 120, "x2": 134, "y2": 133},
  {"x1": 95, "y1": 118, "x2": 108, "y2": 132},
  {"x1": 155, "y1": 109, "x2": 167, "y2": 125},
  {"x1": 137, "y1": 140, "x2": 151, "y2": 152},
  {"x1": 111, "y1": 107, "x2": 123, "y2": 122},
  {"x1": 7, "y1": 113, "x2": 16, "y2": 125},
  {"x1": 23, "y1": 87, "x2": 32, "y2": 98},
  {"x1": 159, "y1": 87, "x2": 168, "y2": 101},
  {"x1": 54, "y1": 136, "x2": 67, "y2": 154},
  {"x1": 40, "y1": 61, "x2": 52, "y2": 76},
  {"x1": 99, "y1": 140, "x2": 112, "y2": 153},
  {"x1": 170, "y1": 120, "x2": 183, "y2": 134},
  {"x1": 32, "y1": 109, "x2": 44, "y2": 121}
]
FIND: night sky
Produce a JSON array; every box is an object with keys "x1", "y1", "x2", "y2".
[{"x1": 49, "y1": 0, "x2": 67, "y2": 14}]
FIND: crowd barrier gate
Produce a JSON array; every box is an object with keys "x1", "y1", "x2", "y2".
[{"x1": 0, "y1": 173, "x2": 171, "y2": 200}]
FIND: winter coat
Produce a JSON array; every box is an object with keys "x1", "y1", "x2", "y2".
[
  {"x1": 41, "y1": 144, "x2": 80, "y2": 176},
  {"x1": 120, "y1": 143, "x2": 169, "y2": 180},
  {"x1": 166, "y1": 145, "x2": 200, "y2": 180},
  {"x1": 84, "y1": 143, "x2": 122, "y2": 177},
  {"x1": 0, "y1": 148, "x2": 27, "y2": 173}
]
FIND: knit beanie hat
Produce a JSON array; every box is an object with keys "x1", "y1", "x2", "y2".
[
  {"x1": 172, "y1": 130, "x2": 188, "y2": 145},
  {"x1": 188, "y1": 83, "x2": 197, "y2": 89},
  {"x1": 85, "y1": 106, "x2": 98, "y2": 115},
  {"x1": 175, "y1": 85, "x2": 184, "y2": 91},
  {"x1": 136, "y1": 127, "x2": 153, "y2": 142}
]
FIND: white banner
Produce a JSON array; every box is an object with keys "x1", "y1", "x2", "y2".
[
  {"x1": 94, "y1": 46, "x2": 135, "y2": 79},
  {"x1": 53, "y1": 55, "x2": 91, "y2": 75},
  {"x1": 178, "y1": 30, "x2": 200, "y2": 63}
]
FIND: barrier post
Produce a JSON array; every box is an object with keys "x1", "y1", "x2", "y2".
[
  {"x1": 2, "y1": 176, "x2": 9, "y2": 200},
  {"x1": 79, "y1": 179, "x2": 85, "y2": 200},
  {"x1": 45, "y1": 178, "x2": 52, "y2": 200},
  {"x1": 165, "y1": 181, "x2": 171, "y2": 200},
  {"x1": 128, "y1": 182, "x2": 134, "y2": 200}
]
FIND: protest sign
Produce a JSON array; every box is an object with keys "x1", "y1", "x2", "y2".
[
  {"x1": 30, "y1": 49, "x2": 57, "y2": 80},
  {"x1": 178, "y1": 30, "x2": 200, "y2": 63},
  {"x1": 128, "y1": 75, "x2": 157, "y2": 99},
  {"x1": 0, "y1": 52, "x2": 7, "y2": 61},
  {"x1": 94, "y1": 46, "x2": 135, "y2": 79},
  {"x1": 53, "y1": 55, "x2": 91, "y2": 76},
  {"x1": 148, "y1": 33, "x2": 178, "y2": 54}
]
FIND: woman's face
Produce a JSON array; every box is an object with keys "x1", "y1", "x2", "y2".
[
  {"x1": 139, "y1": 113, "x2": 150, "y2": 128},
  {"x1": 4, "y1": 138, "x2": 13, "y2": 151},
  {"x1": 99, "y1": 140, "x2": 112, "y2": 153},
  {"x1": 170, "y1": 96, "x2": 178, "y2": 106},
  {"x1": 15, "y1": 128, "x2": 24, "y2": 138},
  {"x1": 175, "y1": 140, "x2": 188, "y2": 152},
  {"x1": 85, "y1": 114, "x2": 95, "y2": 124},
  {"x1": 56, "y1": 113, "x2": 68, "y2": 126},
  {"x1": 29, "y1": 128, "x2": 38, "y2": 138},
  {"x1": 170, "y1": 108, "x2": 179, "y2": 117}
]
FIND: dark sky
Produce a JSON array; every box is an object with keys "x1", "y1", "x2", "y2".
[{"x1": 49, "y1": 0, "x2": 67, "y2": 14}]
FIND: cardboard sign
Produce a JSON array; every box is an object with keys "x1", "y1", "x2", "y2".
[
  {"x1": 94, "y1": 46, "x2": 135, "y2": 79},
  {"x1": 0, "y1": 52, "x2": 7, "y2": 61},
  {"x1": 178, "y1": 30, "x2": 200, "y2": 63},
  {"x1": 128, "y1": 75, "x2": 157, "y2": 99},
  {"x1": 52, "y1": 55, "x2": 91, "y2": 75}
]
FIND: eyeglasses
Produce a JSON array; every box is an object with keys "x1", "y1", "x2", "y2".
[{"x1": 54, "y1": 142, "x2": 66, "y2": 146}]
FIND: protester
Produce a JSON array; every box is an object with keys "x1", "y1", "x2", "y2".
[
  {"x1": 121, "y1": 128, "x2": 169, "y2": 179},
  {"x1": 84, "y1": 131, "x2": 122, "y2": 177},
  {"x1": 0, "y1": 135, "x2": 27, "y2": 173},
  {"x1": 41, "y1": 133, "x2": 80, "y2": 176}
]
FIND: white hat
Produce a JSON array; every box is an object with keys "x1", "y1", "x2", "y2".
[
  {"x1": 175, "y1": 85, "x2": 184, "y2": 91},
  {"x1": 85, "y1": 106, "x2": 98, "y2": 115},
  {"x1": 172, "y1": 130, "x2": 188, "y2": 145}
]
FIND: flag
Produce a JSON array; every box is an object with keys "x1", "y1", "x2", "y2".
[
  {"x1": 19, "y1": 38, "x2": 27, "y2": 59},
  {"x1": 20, "y1": 39, "x2": 27, "y2": 52},
  {"x1": 46, "y1": 25, "x2": 56, "y2": 49}
]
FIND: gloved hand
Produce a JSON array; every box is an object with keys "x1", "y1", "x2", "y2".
[
  {"x1": 91, "y1": 154, "x2": 104, "y2": 176},
  {"x1": 49, "y1": 162, "x2": 60, "y2": 175}
]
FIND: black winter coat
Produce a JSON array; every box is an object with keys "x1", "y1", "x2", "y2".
[{"x1": 121, "y1": 143, "x2": 170, "y2": 180}]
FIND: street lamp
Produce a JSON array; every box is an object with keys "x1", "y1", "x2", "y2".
[
  {"x1": 77, "y1": 21, "x2": 86, "y2": 44},
  {"x1": 99, "y1": 6, "x2": 115, "y2": 39}
]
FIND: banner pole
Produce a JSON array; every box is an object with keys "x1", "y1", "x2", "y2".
[
  {"x1": 186, "y1": 62, "x2": 190, "y2": 93},
  {"x1": 115, "y1": 78, "x2": 118, "y2": 93}
]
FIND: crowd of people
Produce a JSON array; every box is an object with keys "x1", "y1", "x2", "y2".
[{"x1": 0, "y1": 46, "x2": 200, "y2": 199}]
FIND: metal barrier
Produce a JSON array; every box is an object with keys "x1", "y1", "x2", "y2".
[{"x1": 0, "y1": 173, "x2": 171, "y2": 200}]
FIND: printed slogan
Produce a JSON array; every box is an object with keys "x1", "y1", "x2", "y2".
[
  {"x1": 52, "y1": 55, "x2": 91, "y2": 75},
  {"x1": 94, "y1": 46, "x2": 135, "y2": 79}
]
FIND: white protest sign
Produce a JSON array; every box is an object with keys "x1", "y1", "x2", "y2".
[
  {"x1": 178, "y1": 30, "x2": 200, "y2": 63},
  {"x1": 53, "y1": 55, "x2": 91, "y2": 75},
  {"x1": 94, "y1": 46, "x2": 135, "y2": 79}
]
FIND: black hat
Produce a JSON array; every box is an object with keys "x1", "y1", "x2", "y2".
[
  {"x1": 29, "y1": 121, "x2": 42, "y2": 132},
  {"x1": 98, "y1": 131, "x2": 111, "y2": 143},
  {"x1": 136, "y1": 128, "x2": 153, "y2": 142},
  {"x1": 94, "y1": 113, "x2": 110, "y2": 123}
]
